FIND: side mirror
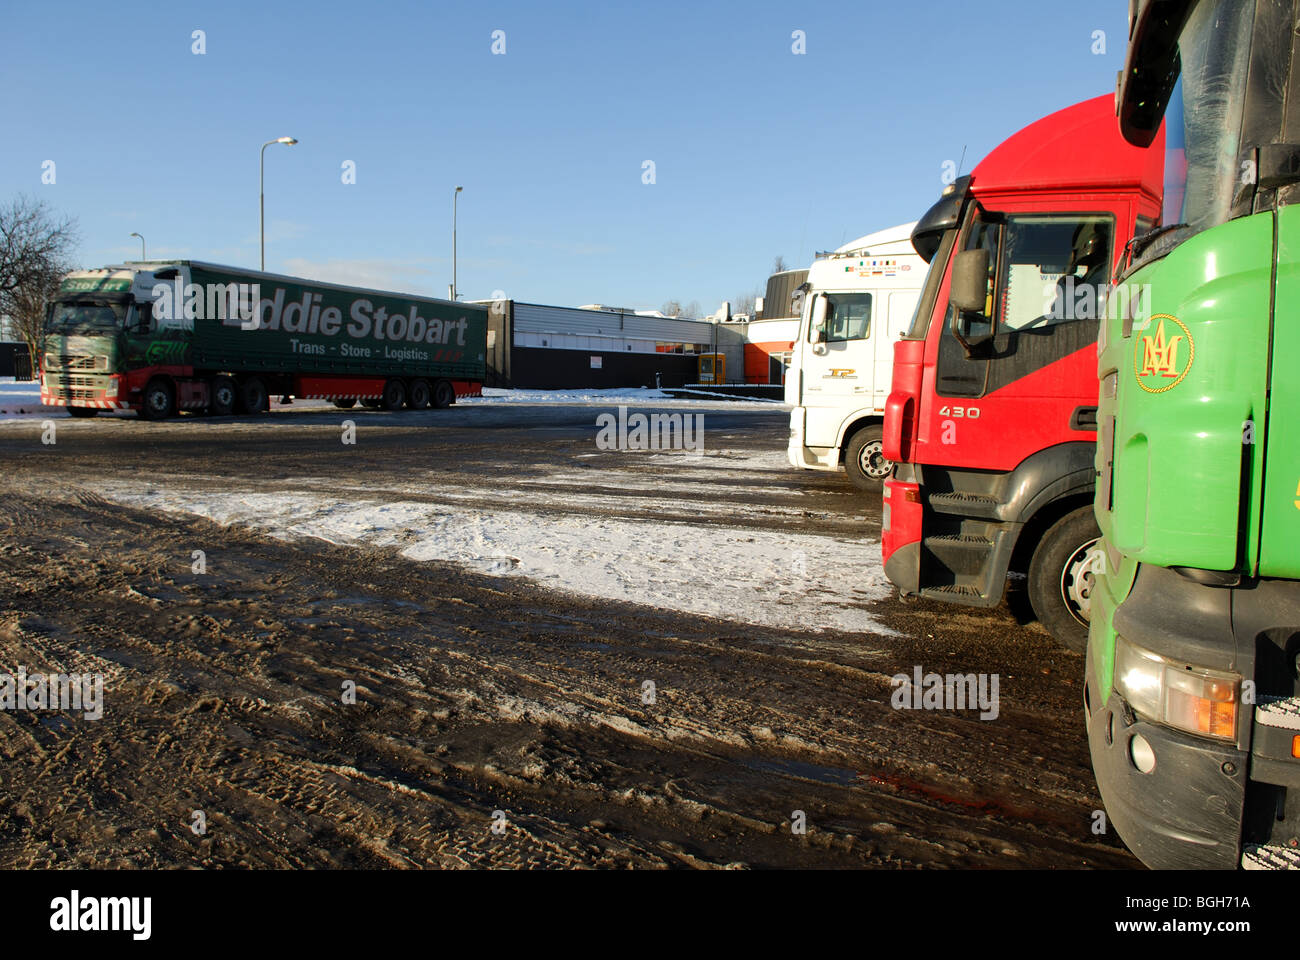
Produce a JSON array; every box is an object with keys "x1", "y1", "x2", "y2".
[
  {"x1": 810, "y1": 295, "x2": 828, "y2": 343},
  {"x1": 950, "y1": 248, "x2": 990, "y2": 313}
]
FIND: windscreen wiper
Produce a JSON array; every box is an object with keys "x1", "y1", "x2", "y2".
[{"x1": 1124, "y1": 223, "x2": 1187, "y2": 273}]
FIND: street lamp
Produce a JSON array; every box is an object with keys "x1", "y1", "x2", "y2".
[
  {"x1": 129, "y1": 232, "x2": 146, "y2": 259},
  {"x1": 260, "y1": 136, "x2": 298, "y2": 270},
  {"x1": 452, "y1": 186, "x2": 463, "y2": 300}
]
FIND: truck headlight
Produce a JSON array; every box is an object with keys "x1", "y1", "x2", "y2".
[{"x1": 1114, "y1": 636, "x2": 1240, "y2": 740}]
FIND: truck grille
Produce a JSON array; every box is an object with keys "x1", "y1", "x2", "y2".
[
  {"x1": 45, "y1": 354, "x2": 108, "y2": 372},
  {"x1": 1242, "y1": 844, "x2": 1300, "y2": 869},
  {"x1": 51, "y1": 375, "x2": 106, "y2": 390}
]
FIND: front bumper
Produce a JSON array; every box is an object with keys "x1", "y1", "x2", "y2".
[
  {"x1": 41, "y1": 373, "x2": 128, "y2": 409},
  {"x1": 1087, "y1": 562, "x2": 1300, "y2": 868},
  {"x1": 1085, "y1": 660, "x2": 1247, "y2": 869},
  {"x1": 787, "y1": 407, "x2": 838, "y2": 471},
  {"x1": 882, "y1": 468, "x2": 922, "y2": 595}
]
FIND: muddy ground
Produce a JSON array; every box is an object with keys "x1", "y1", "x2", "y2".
[{"x1": 0, "y1": 401, "x2": 1135, "y2": 868}]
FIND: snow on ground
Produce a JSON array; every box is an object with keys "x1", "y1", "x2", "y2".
[
  {"x1": 471, "y1": 386, "x2": 781, "y2": 408},
  {"x1": 0, "y1": 380, "x2": 782, "y2": 423},
  {"x1": 98, "y1": 462, "x2": 894, "y2": 636},
  {"x1": 0, "y1": 378, "x2": 52, "y2": 420}
]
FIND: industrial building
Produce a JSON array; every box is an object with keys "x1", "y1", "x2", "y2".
[
  {"x1": 479, "y1": 300, "x2": 746, "y2": 389},
  {"x1": 475, "y1": 263, "x2": 815, "y2": 392}
]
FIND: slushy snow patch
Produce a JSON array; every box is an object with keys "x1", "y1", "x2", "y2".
[{"x1": 101, "y1": 485, "x2": 894, "y2": 635}]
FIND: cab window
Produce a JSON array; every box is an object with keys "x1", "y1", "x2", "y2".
[
  {"x1": 937, "y1": 210, "x2": 1116, "y2": 399},
  {"x1": 813, "y1": 292, "x2": 872, "y2": 342},
  {"x1": 999, "y1": 215, "x2": 1112, "y2": 330}
]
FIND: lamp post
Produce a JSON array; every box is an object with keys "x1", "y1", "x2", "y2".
[
  {"x1": 129, "y1": 232, "x2": 146, "y2": 259},
  {"x1": 260, "y1": 137, "x2": 298, "y2": 270},
  {"x1": 452, "y1": 186, "x2": 463, "y2": 300}
]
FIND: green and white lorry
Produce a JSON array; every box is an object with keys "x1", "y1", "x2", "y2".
[{"x1": 42, "y1": 261, "x2": 487, "y2": 419}]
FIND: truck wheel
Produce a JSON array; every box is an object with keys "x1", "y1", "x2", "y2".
[
  {"x1": 333, "y1": 398, "x2": 357, "y2": 409},
  {"x1": 67, "y1": 407, "x2": 99, "y2": 418},
  {"x1": 210, "y1": 376, "x2": 236, "y2": 416},
  {"x1": 844, "y1": 425, "x2": 890, "y2": 491},
  {"x1": 1028, "y1": 506, "x2": 1104, "y2": 653},
  {"x1": 432, "y1": 380, "x2": 456, "y2": 409},
  {"x1": 140, "y1": 379, "x2": 175, "y2": 420},
  {"x1": 381, "y1": 379, "x2": 406, "y2": 411},
  {"x1": 237, "y1": 377, "x2": 268, "y2": 414},
  {"x1": 407, "y1": 379, "x2": 431, "y2": 410}
]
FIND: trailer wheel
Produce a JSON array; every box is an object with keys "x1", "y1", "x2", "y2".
[
  {"x1": 407, "y1": 379, "x2": 431, "y2": 410},
  {"x1": 1028, "y1": 506, "x2": 1104, "y2": 653},
  {"x1": 381, "y1": 378, "x2": 406, "y2": 411},
  {"x1": 237, "y1": 376, "x2": 268, "y2": 415},
  {"x1": 844, "y1": 425, "x2": 890, "y2": 491},
  {"x1": 210, "y1": 376, "x2": 236, "y2": 416},
  {"x1": 432, "y1": 380, "x2": 456, "y2": 409},
  {"x1": 67, "y1": 407, "x2": 99, "y2": 418},
  {"x1": 140, "y1": 378, "x2": 175, "y2": 421},
  {"x1": 333, "y1": 398, "x2": 357, "y2": 409}
]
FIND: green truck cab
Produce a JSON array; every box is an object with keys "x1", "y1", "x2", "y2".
[{"x1": 1088, "y1": 0, "x2": 1300, "y2": 869}]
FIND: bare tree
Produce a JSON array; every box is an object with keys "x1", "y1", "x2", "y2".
[
  {"x1": 683, "y1": 300, "x2": 699, "y2": 319},
  {"x1": 772, "y1": 255, "x2": 788, "y2": 274},
  {"x1": 733, "y1": 285, "x2": 762, "y2": 317},
  {"x1": 660, "y1": 299, "x2": 683, "y2": 318},
  {"x1": 0, "y1": 195, "x2": 78, "y2": 361}
]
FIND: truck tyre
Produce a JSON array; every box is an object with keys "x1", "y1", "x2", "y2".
[
  {"x1": 1028, "y1": 506, "x2": 1103, "y2": 653},
  {"x1": 432, "y1": 379, "x2": 456, "y2": 409},
  {"x1": 381, "y1": 378, "x2": 406, "y2": 411},
  {"x1": 140, "y1": 379, "x2": 175, "y2": 421},
  {"x1": 407, "y1": 379, "x2": 431, "y2": 410},
  {"x1": 333, "y1": 398, "x2": 357, "y2": 409},
  {"x1": 237, "y1": 377, "x2": 269, "y2": 415},
  {"x1": 67, "y1": 407, "x2": 99, "y2": 418},
  {"x1": 210, "y1": 376, "x2": 236, "y2": 416},
  {"x1": 844, "y1": 425, "x2": 890, "y2": 491}
]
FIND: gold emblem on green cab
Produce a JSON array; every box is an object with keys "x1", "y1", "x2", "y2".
[{"x1": 1134, "y1": 313, "x2": 1194, "y2": 394}]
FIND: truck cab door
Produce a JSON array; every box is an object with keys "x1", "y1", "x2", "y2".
[
  {"x1": 929, "y1": 207, "x2": 1117, "y2": 467},
  {"x1": 802, "y1": 290, "x2": 875, "y2": 447}
]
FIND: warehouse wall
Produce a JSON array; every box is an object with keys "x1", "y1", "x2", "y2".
[
  {"x1": 509, "y1": 346, "x2": 700, "y2": 389},
  {"x1": 478, "y1": 301, "x2": 719, "y2": 389}
]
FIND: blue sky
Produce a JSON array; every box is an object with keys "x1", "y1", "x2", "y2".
[{"x1": 1, "y1": 0, "x2": 1130, "y2": 314}]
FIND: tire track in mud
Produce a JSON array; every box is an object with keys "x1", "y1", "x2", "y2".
[{"x1": 0, "y1": 487, "x2": 1134, "y2": 868}]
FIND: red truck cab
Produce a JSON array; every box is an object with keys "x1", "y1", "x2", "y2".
[{"x1": 881, "y1": 95, "x2": 1163, "y2": 650}]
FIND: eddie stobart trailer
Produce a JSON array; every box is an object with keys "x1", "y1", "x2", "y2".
[{"x1": 41, "y1": 261, "x2": 487, "y2": 419}]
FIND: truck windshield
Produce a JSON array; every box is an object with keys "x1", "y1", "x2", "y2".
[
  {"x1": 1161, "y1": 0, "x2": 1255, "y2": 237},
  {"x1": 905, "y1": 230, "x2": 955, "y2": 339},
  {"x1": 46, "y1": 299, "x2": 128, "y2": 335}
]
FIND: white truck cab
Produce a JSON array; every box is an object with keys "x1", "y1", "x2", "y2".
[{"x1": 785, "y1": 222, "x2": 925, "y2": 490}]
